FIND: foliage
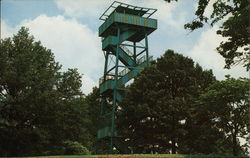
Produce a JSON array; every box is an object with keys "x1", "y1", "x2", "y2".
[
  {"x1": 198, "y1": 76, "x2": 250, "y2": 156},
  {"x1": 164, "y1": 0, "x2": 250, "y2": 70},
  {"x1": 63, "y1": 141, "x2": 90, "y2": 155},
  {"x1": 118, "y1": 50, "x2": 216, "y2": 154},
  {"x1": 85, "y1": 87, "x2": 102, "y2": 152},
  {"x1": 85, "y1": 87, "x2": 100, "y2": 138},
  {"x1": 0, "y1": 27, "x2": 91, "y2": 156},
  {"x1": 1, "y1": 27, "x2": 249, "y2": 156},
  {"x1": 118, "y1": 49, "x2": 249, "y2": 155},
  {"x1": 216, "y1": 4, "x2": 250, "y2": 71}
]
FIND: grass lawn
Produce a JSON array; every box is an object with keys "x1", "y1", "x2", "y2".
[
  {"x1": 12, "y1": 154, "x2": 249, "y2": 158},
  {"x1": 27, "y1": 155, "x2": 186, "y2": 158}
]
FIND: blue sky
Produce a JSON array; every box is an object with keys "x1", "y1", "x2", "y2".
[{"x1": 1, "y1": 0, "x2": 248, "y2": 94}]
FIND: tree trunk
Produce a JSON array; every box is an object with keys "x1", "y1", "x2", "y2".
[
  {"x1": 171, "y1": 111, "x2": 177, "y2": 154},
  {"x1": 232, "y1": 133, "x2": 237, "y2": 156},
  {"x1": 232, "y1": 124, "x2": 238, "y2": 156},
  {"x1": 171, "y1": 137, "x2": 176, "y2": 154}
]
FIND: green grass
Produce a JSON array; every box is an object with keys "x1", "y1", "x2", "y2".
[
  {"x1": 11, "y1": 154, "x2": 249, "y2": 158},
  {"x1": 26, "y1": 155, "x2": 187, "y2": 158}
]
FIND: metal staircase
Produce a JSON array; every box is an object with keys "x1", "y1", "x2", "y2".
[
  {"x1": 97, "y1": 1, "x2": 157, "y2": 154},
  {"x1": 99, "y1": 55, "x2": 153, "y2": 94}
]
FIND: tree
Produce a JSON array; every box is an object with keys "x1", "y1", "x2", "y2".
[
  {"x1": 85, "y1": 87, "x2": 101, "y2": 152},
  {"x1": 0, "y1": 27, "x2": 91, "y2": 156},
  {"x1": 165, "y1": 0, "x2": 250, "y2": 70},
  {"x1": 198, "y1": 76, "x2": 250, "y2": 156},
  {"x1": 0, "y1": 27, "x2": 61, "y2": 156},
  {"x1": 118, "y1": 50, "x2": 216, "y2": 154}
]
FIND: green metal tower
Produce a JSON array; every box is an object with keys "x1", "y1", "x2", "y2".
[{"x1": 97, "y1": 1, "x2": 157, "y2": 154}]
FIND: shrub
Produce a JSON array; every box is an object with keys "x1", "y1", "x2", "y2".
[{"x1": 63, "y1": 140, "x2": 90, "y2": 155}]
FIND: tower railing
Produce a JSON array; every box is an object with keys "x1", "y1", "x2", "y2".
[{"x1": 120, "y1": 45, "x2": 133, "y2": 57}]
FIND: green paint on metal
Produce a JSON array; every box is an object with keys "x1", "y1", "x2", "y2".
[
  {"x1": 99, "y1": 12, "x2": 157, "y2": 38},
  {"x1": 99, "y1": 57, "x2": 153, "y2": 94},
  {"x1": 97, "y1": 1, "x2": 157, "y2": 155}
]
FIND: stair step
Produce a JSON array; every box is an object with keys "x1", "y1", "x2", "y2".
[
  {"x1": 114, "y1": 46, "x2": 136, "y2": 68},
  {"x1": 100, "y1": 57, "x2": 152, "y2": 94}
]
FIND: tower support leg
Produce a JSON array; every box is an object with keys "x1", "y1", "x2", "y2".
[{"x1": 110, "y1": 27, "x2": 121, "y2": 154}]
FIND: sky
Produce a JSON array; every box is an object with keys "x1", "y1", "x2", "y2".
[{"x1": 1, "y1": 0, "x2": 249, "y2": 94}]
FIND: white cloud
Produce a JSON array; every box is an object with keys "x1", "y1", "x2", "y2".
[
  {"x1": 187, "y1": 26, "x2": 248, "y2": 80},
  {"x1": 193, "y1": 0, "x2": 215, "y2": 18},
  {"x1": 1, "y1": 15, "x2": 103, "y2": 94},
  {"x1": 140, "y1": 0, "x2": 186, "y2": 29},
  {"x1": 54, "y1": 0, "x2": 108, "y2": 18},
  {"x1": 54, "y1": 0, "x2": 185, "y2": 29},
  {"x1": 204, "y1": 0, "x2": 215, "y2": 17},
  {"x1": 82, "y1": 75, "x2": 97, "y2": 95},
  {"x1": 1, "y1": 21, "x2": 17, "y2": 38}
]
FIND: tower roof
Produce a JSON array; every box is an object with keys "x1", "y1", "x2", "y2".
[{"x1": 99, "y1": 1, "x2": 157, "y2": 21}]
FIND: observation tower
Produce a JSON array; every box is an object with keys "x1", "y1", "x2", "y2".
[{"x1": 97, "y1": 1, "x2": 157, "y2": 154}]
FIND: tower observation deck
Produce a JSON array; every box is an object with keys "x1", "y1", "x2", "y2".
[{"x1": 97, "y1": 1, "x2": 157, "y2": 154}]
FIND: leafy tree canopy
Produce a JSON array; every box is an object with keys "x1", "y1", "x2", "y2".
[
  {"x1": 118, "y1": 50, "x2": 216, "y2": 154},
  {"x1": 198, "y1": 76, "x2": 250, "y2": 156},
  {"x1": 0, "y1": 27, "x2": 91, "y2": 156}
]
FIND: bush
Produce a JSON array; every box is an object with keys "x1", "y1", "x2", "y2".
[{"x1": 63, "y1": 141, "x2": 90, "y2": 155}]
